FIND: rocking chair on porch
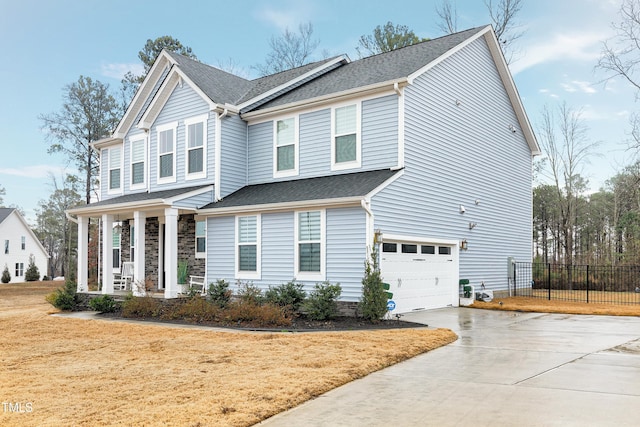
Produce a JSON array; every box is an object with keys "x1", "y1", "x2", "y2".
[{"x1": 114, "y1": 262, "x2": 134, "y2": 291}]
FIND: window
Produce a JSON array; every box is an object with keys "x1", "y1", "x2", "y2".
[
  {"x1": 15, "y1": 263, "x2": 24, "y2": 277},
  {"x1": 382, "y1": 243, "x2": 397, "y2": 253},
  {"x1": 108, "y1": 146, "x2": 122, "y2": 191},
  {"x1": 4, "y1": 239, "x2": 8, "y2": 254},
  {"x1": 130, "y1": 225, "x2": 135, "y2": 262},
  {"x1": 439, "y1": 246, "x2": 452, "y2": 255},
  {"x1": 274, "y1": 117, "x2": 298, "y2": 177},
  {"x1": 21, "y1": 236, "x2": 25, "y2": 250},
  {"x1": 237, "y1": 215, "x2": 260, "y2": 278},
  {"x1": 331, "y1": 103, "x2": 360, "y2": 170},
  {"x1": 296, "y1": 210, "x2": 324, "y2": 279},
  {"x1": 113, "y1": 228, "x2": 121, "y2": 269},
  {"x1": 130, "y1": 139, "x2": 145, "y2": 188},
  {"x1": 157, "y1": 123, "x2": 176, "y2": 183},
  {"x1": 401, "y1": 244, "x2": 418, "y2": 254},
  {"x1": 185, "y1": 115, "x2": 207, "y2": 179},
  {"x1": 421, "y1": 245, "x2": 435, "y2": 254},
  {"x1": 195, "y1": 220, "x2": 206, "y2": 258}
]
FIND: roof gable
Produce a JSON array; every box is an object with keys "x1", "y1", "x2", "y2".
[
  {"x1": 0, "y1": 208, "x2": 48, "y2": 256},
  {"x1": 0, "y1": 207, "x2": 14, "y2": 224}
]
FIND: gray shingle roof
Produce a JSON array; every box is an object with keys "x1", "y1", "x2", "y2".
[
  {"x1": 0, "y1": 208, "x2": 14, "y2": 224},
  {"x1": 256, "y1": 27, "x2": 486, "y2": 110},
  {"x1": 85, "y1": 185, "x2": 212, "y2": 208},
  {"x1": 201, "y1": 169, "x2": 399, "y2": 210}
]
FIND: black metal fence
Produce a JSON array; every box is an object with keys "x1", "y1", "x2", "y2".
[{"x1": 512, "y1": 262, "x2": 640, "y2": 305}]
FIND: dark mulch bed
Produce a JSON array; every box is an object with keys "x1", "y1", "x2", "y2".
[{"x1": 97, "y1": 311, "x2": 426, "y2": 332}]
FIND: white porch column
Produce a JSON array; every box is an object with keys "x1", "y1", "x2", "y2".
[
  {"x1": 101, "y1": 214, "x2": 114, "y2": 294},
  {"x1": 164, "y1": 208, "x2": 179, "y2": 298},
  {"x1": 133, "y1": 211, "x2": 146, "y2": 296},
  {"x1": 76, "y1": 216, "x2": 89, "y2": 292}
]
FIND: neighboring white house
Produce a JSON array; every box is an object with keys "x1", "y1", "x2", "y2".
[{"x1": 0, "y1": 208, "x2": 48, "y2": 283}]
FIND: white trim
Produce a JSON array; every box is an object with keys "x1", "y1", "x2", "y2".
[
  {"x1": 238, "y1": 55, "x2": 349, "y2": 111},
  {"x1": 381, "y1": 233, "x2": 459, "y2": 247},
  {"x1": 184, "y1": 113, "x2": 208, "y2": 181},
  {"x1": 214, "y1": 112, "x2": 222, "y2": 201},
  {"x1": 156, "y1": 121, "x2": 178, "y2": 184},
  {"x1": 331, "y1": 101, "x2": 361, "y2": 171},
  {"x1": 273, "y1": 116, "x2": 299, "y2": 178},
  {"x1": 294, "y1": 209, "x2": 325, "y2": 282},
  {"x1": 107, "y1": 145, "x2": 123, "y2": 195},
  {"x1": 397, "y1": 85, "x2": 405, "y2": 169},
  {"x1": 195, "y1": 219, "x2": 206, "y2": 259},
  {"x1": 129, "y1": 137, "x2": 147, "y2": 191},
  {"x1": 235, "y1": 214, "x2": 261, "y2": 280}
]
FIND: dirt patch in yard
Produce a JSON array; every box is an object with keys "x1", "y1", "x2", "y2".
[{"x1": 0, "y1": 282, "x2": 456, "y2": 426}]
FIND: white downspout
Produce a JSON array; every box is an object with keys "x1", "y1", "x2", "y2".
[
  {"x1": 361, "y1": 199, "x2": 375, "y2": 260},
  {"x1": 214, "y1": 109, "x2": 227, "y2": 202}
]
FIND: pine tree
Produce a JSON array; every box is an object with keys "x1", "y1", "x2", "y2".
[
  {"x1": 1, "y1": 265, "x2": 11, "y2": 283},
  {"x1": 360, "y1": 245, "x2": 388, "y2": 321},
  {"x1": 24, "y1": 254, "x2": 40, "y2": 282}
]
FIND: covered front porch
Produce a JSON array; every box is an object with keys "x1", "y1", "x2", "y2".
[{"x1": 68, "y1": 185, "x2": 213, "y2": 298}]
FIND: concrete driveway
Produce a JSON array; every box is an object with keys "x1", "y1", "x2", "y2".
[{"x1": 258, "y1": 308, "x2": 640, "y2": 427}]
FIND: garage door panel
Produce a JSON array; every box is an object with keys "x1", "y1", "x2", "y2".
[{"x1": 381, "y1": 240, "x2": 458, "y2": 313}]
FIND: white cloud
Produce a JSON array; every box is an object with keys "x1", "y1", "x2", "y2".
[
  {"x1": 0, "y1": 165, "x2": 66, "y2": 179},
  {"x1": 100, "y1": 62, "x2": 144, "y2": 80},
  {"x1": 511, "y1": 32, "x2": 606, "y2": 75}
]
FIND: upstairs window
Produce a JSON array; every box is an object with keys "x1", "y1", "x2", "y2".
[
  {"x1": 130, "y1": 139, "x2": 145, "y2": 188},
  {"x1": 21, "y1": 236, "x2": 25, "y2": 250},
  {"x1": 4, "y1": 239, "x2": 8, "y2": 254},
  {"x1": 331, "y1": 103, "x2": 361, "y2": 170},
  {"x1": 195, "y1": 220, "x2": 206, "y2": 258},
  {"x1": 108, "y1": 146, "x2": 122, "y2": 191},
  {"x1": 236, "y1": 215, "x2": 260, "y2": 278},
  {"x1": 185, "y1": 115, "x2": 207, "y2": 179},
  {"x1": 157, "y1": 123, "x2": 176, "y2": 183},
  {"x1": 296, "y1": 210, "x2": 324, "y2": 279},
  {"x1": 274, "y1": 117, "x2": 298, "y2": 177}
]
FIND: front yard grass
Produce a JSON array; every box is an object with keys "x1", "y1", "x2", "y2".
[{"x1": 0, "y1": 282, "x2": 456, "y2": 426}]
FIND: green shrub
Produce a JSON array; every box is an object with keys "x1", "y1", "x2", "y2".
[
  {"x1": 24, "y1": 254, "x2": 40, "y2": 282},
  {"x1": 42, "y1": 275, "x2": 50, "y2": 281},
  {"x1": 302, "y1": 281, "x2": 342, "y2": 320},
  {"x1": 207, "y1": 279, "x2": 232, "y2": 308},
  {"x1": 121, "y1": 294, "x2": 163, "y2": 318},
  {"x1": 1, "y1": 265, "x2": 10, "y2": 283},
  {"x1": 265, "y1": 281, "x2": 306, "y2": 312},
  {"x1": 45, "y1": 280, "x2": 78, "y2": 311},
  {"x1": 89, "y1": 295, "x2": 118, "y2": 313},
  {"x1": 359, "y1": 246, "x2": 388, "y2": 321},
  {"x1": 236, "y1": 281, "x2": 264, "y2": 305}
]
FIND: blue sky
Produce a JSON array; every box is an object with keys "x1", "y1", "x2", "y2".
[{"x1": 0, "y1": 0, "x2": 636, "y2": 222}]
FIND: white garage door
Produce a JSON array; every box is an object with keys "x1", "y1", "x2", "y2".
[{"x1": 380, "y1": 239, "x2": 459, "y2": 313}]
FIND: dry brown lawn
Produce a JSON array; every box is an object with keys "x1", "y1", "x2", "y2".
[
  {"x1": 0, "y1": 282, "x2": 456, "y2": 427},
  {"x1": 472, "y1": 296, "x2": 640, "y2": 316}
]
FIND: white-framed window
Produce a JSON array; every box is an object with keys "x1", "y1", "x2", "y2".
[
  {"x1": 15, "y1": 263, "x2": 24, "y2": 277},
  {"x1": 157, "y1": 122, "x2": 177, "y2": 183},
  {"x1": 195, "y1": 220, "x2": 206, "y2": 259},
  {"x1": 130, "y1": 138, "x2": 146, "y2": 189},
  {"x1": 113, "y1": 228, "x2": 121, "y2": 269},
  {"x1": 130, "y1": 225, "x2": 135, "y2": 262},
  {"x1": 295, "y1": 210, "x2": 325, "y2": 280},
  {"x1": 185, "y1": 115, "x2": 207, "y2": 180},
  {"x1": 21, "y1": 236, "x2": 25, "y2": 250},
  {"x1": 107, "y1": 145, "x2": 122, "y2": 192},
  {"x1": 331, "y1": 103, "x2": 361, "y2": 171},
  {"x1": 273, "y1": 116, "x2": 298, "y2": 177},
  {"x1": 236, "y1": 215, "x2": 261, "y2": 279}
]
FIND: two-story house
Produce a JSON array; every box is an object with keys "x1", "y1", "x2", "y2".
[
  {"x1": 0, "y1": 208, "x2": 48, "y2": 283},
  {"x1": 69, "y1": 25, "x2": 539, "y2": 313}
]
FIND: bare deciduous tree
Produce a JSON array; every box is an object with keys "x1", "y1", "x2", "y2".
[
  {"x1": 435, "y1": 0, "x2": 458, "y2": 35},
  {"x1": 254, "y1": 22, "x2": 320, "y2": 76},
  {"x1": 484, "y1": 0, "x2": 524, "y2": 64}
]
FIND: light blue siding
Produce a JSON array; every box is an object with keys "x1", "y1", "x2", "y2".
[
  {"x1": 207, "y1": 216, "x2": 235, "y2": 280},
  {"x1": 326, "y1": 207, "x2": 367, "y2": 301},
  {"x1": 247, "y1": 96, "x2": 398, "y2": 186},
  {"x1": 205, "y1": 207, "x2": 367, "y2": 301},
  {"x1": 220, "y1": 115, "x2": 247, "y2": 197},
  {"x1": 362, "y1": 95, "x2": 398, "y2": 170},
  {"x1": 173, "y1": 190, "x2": 214, "y2": 209},
  {"x1": 371, "y1": 37, "x2": 533, "y2": 292},
  {"x1": 148, "y1": 83, "x2": 214, "y2": 192}
]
